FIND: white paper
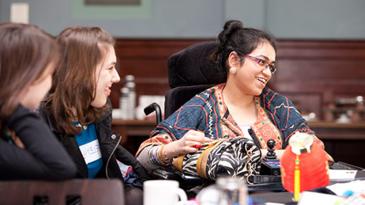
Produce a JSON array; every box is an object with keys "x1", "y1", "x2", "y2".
[
  {"x1": 329, "y1": 170, "x2": 357, "y2": 181},
  {"x1": 298, "y1": 191, "x2": 344, "y2": 205},
  {"x1": 79, "y1": 140, "x2": 102, "y2": 164},
  {"x1": 327, "y1": 180, "x2": 365, "y2": 196}
]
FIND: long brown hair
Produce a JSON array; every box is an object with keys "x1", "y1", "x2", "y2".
[
  {"x1": 0, "y1": 23, "x2": 60, "y2": 121},
  {"x1": 45, "y1": 27, "x2": 115, "y2": 135}
]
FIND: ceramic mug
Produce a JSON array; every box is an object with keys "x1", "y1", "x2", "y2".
[{"x1": 143, "y1": 180, "x2": 187, "y2": 205}]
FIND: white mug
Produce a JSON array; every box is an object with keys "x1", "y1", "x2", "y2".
[{"x1": 143, "y1": 180, "x2": 187, "y2": 205}]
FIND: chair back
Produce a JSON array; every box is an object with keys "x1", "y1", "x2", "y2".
[
  {"x1": 143, "y1": 41, "x2": 231, "y2": 193},
  {"x1": 0, "y1": 179, "x2": 124, "y2": 205},
  {"x1": 167, "y1": 41, "x2": 225, "y2": 89},
  {"x1": 164, "y1": 84, "x2": 213, "y2": 118},
  {"x1": 164, "y1": 41, "x2": 227, "y2": 118}
]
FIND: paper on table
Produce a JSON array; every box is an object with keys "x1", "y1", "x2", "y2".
[
  {"x1": 329, "y1": 170, "x2": 357, "y2": 181},
  {"x1": 298, "y1": 191, "x2": 344, "y2": 205},
  {"x1": 327, "y1": 180, "x2": 365, "y2": 196}
]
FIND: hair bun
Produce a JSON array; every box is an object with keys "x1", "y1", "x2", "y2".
[
  {"x1": 223, "y1": 20, "x2": 244, "y2": 35},
  {"x1": 214, "y1": 20, "x2": 245, "y2": 70},
  {"x1": 218, "y1": 20, "x2": 244, "y2": 47}
]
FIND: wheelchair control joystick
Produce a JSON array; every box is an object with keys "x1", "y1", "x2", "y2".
[
  {"x1": 260, "y1": 139, "x2": 281, "y2": 176},
  {"x1": 265, "y1": 139, "x2": 277, "y2": 160}
]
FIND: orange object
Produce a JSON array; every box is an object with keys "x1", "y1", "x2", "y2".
[{"x1": 281, "y1": 137, "x2": 329, "y2": 193}]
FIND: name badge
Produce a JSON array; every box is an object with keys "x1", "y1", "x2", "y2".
[{"x1": 79, "y1": 140, "x2": 102, "y2": 164}]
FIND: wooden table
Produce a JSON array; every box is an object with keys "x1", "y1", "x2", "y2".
[
  {"x1": 112, "y1": 119, "x2": 156, "y2": 154},
  {"x1": 309, "y1": 121, "x2": 365, "y2": 140},
  {"x1": 112, "y1": 119, "x2": 155, "y2": 144}
]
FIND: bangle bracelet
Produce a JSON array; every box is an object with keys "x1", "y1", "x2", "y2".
[
  {"x1": 158, "y1": 145, "x2": 172, "y2": 166},
  {"x1": 148, "y1": 146, "x2": 161, "y2": 165}
]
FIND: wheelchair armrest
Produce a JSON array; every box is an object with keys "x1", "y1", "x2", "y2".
[{"x1": 144, "y1": 102, "x2": 162, "y2": 125}]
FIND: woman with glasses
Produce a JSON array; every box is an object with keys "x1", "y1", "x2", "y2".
[{"x1": 136, "y1": 20, "x2": 327, "y2": 180}]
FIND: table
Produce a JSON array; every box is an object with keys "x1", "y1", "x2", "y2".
[
  {"x1": 309, "y1": 121, "x2": 365, "y2": 140},
  {"x1": 112, "y1": 119, "x2": 155, "y2": 154},
  {"x1": 112, "y1": 119, "x2": 155, "y2": 144}
]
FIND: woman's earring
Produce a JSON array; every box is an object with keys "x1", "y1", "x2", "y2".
[{"x1": 229, "y1": 67, "x2": 237, "y2": 74}]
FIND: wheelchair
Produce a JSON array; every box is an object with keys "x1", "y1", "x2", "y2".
[
  {"x1": 144, "y1": 41, "x2": 284, "y2": 194},
  {"x1": 143, "y1": 41, "x2": 220, "y2": 194}
]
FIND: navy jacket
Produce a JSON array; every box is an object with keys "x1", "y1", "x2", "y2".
[{"x1": 0, "y1": 105, "x2": 77, "y2": 180}]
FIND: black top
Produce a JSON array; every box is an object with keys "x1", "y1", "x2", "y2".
[
  {"x1": 39, "y1": 103, "x2": 150, "y2": 188},
  {"x1": 0, "y1": 105, "x2": 77, "y2": 180}
]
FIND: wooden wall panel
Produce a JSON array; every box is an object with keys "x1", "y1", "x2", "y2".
[
  {"x1": 112, "y1": 39, "x2": 365, "y2": 166},
  {"x1": 113, "y1": 39, "x2": 365, "y2": 120},
  {"x1": 111, "y1": 39, "x2": 208, "y2": 108},
  {"x1": 272, "y1": 40, "x2": 365, "y2": 119}
]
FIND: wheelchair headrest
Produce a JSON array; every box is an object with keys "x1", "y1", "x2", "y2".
[{"x1": 167, "y1": 41, "x2": 227, "y2": 88}]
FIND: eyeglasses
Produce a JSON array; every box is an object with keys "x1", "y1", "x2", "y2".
[{"x1": 245, "y1": 55, "x2": 277, "y2": 74}]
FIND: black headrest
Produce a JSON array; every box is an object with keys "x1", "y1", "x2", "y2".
[{"x1": 167, "y1": 41, "x2": 227, "y2": 88}]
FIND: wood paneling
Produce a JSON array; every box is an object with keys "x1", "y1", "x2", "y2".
[
  {"x1": 272, "y1": 40, "x2": 365, "y2": 119},
  {"x1": 111, "y1": 39, "x2": 209, "y2": 108},
  {"x1": 112, "y1": 39, "x2": 365, "y2": 166},
  {"x1": 113, "y1": 39, "x2": 365, "y2": 121}
]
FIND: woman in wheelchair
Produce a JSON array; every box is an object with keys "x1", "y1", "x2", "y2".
[
  {"x1": 136, "y1": 20, "x2": 327, "y2": 182},
  {"x1": 0, "y1": 23, "x2": 76, "y2": 180},
  {"x1": 40, "y1": 27, "x2": 148, "y2": 205}
]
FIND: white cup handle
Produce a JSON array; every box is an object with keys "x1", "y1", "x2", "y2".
[{"x1": 175, "y1": 188, "x2": 188, "y2": 205}]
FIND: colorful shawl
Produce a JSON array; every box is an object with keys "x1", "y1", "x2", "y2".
[{"x1": 137, "y1": 84, "x2": 319, "y2": 180}]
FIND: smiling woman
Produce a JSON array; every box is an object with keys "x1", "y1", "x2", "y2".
[
  {"x1": 39, "y1": 26, "x2": 149, "y2": 205},
  {"x1": 136, "y1": 20, "x2": 330, "y2": 183}
]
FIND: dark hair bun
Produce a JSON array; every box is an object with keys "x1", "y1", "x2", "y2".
[{"x1": 218, "y1": 20, "x2": 244, "y2": 45}]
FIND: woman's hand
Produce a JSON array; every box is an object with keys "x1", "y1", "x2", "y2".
[
  {"x1": 13, "y1": 136, "x2": 25, "y2": 149},
  {"x1": 8, "y1": 130, "x2": 25, "y2": 149},
  {"x1": 163, "y1": 130, "x2": 212, "y2": 159}
]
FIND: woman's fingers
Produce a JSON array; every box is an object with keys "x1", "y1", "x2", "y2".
[
  {"x1": 178, "y1": 140, "x2": 198, "y2": 149},
  {"x1": 174, "y1": 130, "x2": 215, "y2": 155},
  {"x1": 184, "y1": 130, "x2": 213, "y2": 143},
  {"x1": 183, "y1": 146, "x2": 198, "y2": 154}
]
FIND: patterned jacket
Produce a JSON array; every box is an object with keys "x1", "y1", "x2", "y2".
[
  {"x1": 151, "y1": 84, "x2": 313, "y2": 148},
  {"x1": 136, "y1": 84, "x2": 323, "y2": 175}
]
